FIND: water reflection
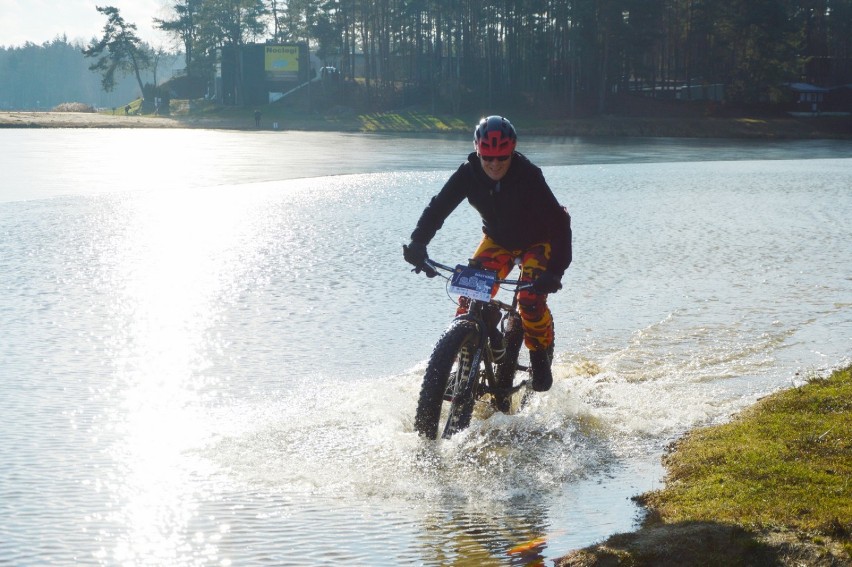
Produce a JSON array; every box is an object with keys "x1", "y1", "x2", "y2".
[
  {"x1": 416, "y1": 504, "x2": 551, "y2": 566},
  {"x1": 99, "y1": 187, "x2": 271, "y2": 564}
]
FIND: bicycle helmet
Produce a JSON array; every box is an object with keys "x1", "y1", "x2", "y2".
[{"x1": 474, "y1": 115, "x2": 517, "y2": 157}]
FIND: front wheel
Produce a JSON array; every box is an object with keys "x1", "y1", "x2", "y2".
[{"x1": 414, "y1": 320, "x2": 483, "y2": 439}]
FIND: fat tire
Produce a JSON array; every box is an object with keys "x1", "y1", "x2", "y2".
[{"x1": 414, "y1": 320, "x2": 481, "y2": 439}]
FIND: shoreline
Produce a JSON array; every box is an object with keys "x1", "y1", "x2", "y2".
[
  {"x1": 0, "y1": 111, "x2": 186, "y2": 130},
  {"x1": 1, "y1": 110, "x2": 851, "y2": 139},
  {"x1": 557, "y1": 366, "x2": 852, "y2": 566}
]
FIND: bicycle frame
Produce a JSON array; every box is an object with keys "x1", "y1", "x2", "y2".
[{"x1": 414, "y1": 258, "x2": 532, "y2": 438}]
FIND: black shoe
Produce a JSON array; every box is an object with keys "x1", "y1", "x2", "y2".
[{"x1": 529, "y1": 348, "x2": 553, "y2": 392}]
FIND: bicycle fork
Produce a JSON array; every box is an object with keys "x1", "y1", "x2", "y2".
[{"x1": 443, "y1": 340, "x2": 484, "y2": 438}]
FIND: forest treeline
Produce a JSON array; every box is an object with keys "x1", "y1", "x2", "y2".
[
  {"x1": 0, "y1": 37, "x2": 178, "y2": 111},
  {"x1": 276, "y1": 0, "x2": 852, "y2": 113},
  {"x1": 3, "y1": 0, "x2": 852, "y2": 115}
]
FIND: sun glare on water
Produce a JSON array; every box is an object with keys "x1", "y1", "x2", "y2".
[{"x1": 96, "y1": 185, "x2": 269, "y2": 563}]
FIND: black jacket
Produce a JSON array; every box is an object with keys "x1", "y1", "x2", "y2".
[{"x1": 410, "y1": 151, "x2": 572, "y2": 276}]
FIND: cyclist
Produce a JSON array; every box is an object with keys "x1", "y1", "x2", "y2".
[{"x1": 404, "y1": 115, "x2": 572, "y2": 392}]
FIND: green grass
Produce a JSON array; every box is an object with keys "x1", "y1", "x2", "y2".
[
  {"x1": 356, "y1": 111, "x2": 468, "y2": 132},
  {"x1": 558, "y1": 367, "x2": 852, "y2": 566},
  {"x1": 644, "y1": 366, "x2": 851, "y2": 538},
  {"x1": 149, "y1": 100, "x2": 470, "y2": 133},
  {"x1": 84, "y1": 94, "x2": 852, "y2": 139}
]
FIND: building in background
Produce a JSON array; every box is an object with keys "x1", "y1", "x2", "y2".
[{"x1": 216, "y1": 43, "x2": 310, "y2": 106}]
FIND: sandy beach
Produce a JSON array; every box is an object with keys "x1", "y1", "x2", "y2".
[{"x1": 0, "y1": 110, "x2": 190, "y2": 129}]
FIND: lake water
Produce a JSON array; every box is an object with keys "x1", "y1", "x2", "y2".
[{"x1": 1, "y1": 129, "x2": 851, "y2": 565}]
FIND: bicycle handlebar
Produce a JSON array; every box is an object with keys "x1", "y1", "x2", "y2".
[
  {"x1": 418, "y1": 258, "x2": 534, "y2": 290},
  {"x1": 418, "y1": 259, "x2": 441, "y2": 279}
]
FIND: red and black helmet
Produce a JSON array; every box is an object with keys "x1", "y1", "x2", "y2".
[{"x1": 474, "y1": 115, "x2": 517, "y2": 157}]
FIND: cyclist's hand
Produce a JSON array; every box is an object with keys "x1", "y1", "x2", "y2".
[
  {"x1": 533, "y1": 271, "x2": 562, "y2": 294},
  {"x1": 403, "y1": 241, "x2": 428, "y2": 272}
]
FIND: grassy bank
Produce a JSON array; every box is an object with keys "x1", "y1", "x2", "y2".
[
  {"x1": 171, "y1": 102, "x2": 852, "y2": 139},
  {"x1": 557, "y1": 365, "x2": 852, "y2": 566},
  {"x1": 2, "y1": 102, "x2": 851, "y2": 139}
]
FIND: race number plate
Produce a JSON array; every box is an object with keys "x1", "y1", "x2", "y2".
[{"x1": 449, "y1": 265, "x2": 496, "y2": 302}]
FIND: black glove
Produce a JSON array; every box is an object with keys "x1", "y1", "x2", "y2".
[
  {"x1": 533, "y1": 271, "x2": 562, "y2": 294},
  {"x1": 403, "y1": 241, "x2": 428, "y2": 270}
]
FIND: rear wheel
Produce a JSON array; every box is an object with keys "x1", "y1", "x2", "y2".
[{"x1": 414, "y1": 320, "x2": 483, "y2": 439}]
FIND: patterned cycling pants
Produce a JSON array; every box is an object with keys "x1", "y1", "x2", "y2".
[{"x1": 456, "y1": 234, "x2": 554, "y2": 351}]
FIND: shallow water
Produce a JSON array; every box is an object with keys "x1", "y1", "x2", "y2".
[{"x1": 1, "y1": 129, "x2": 851, "y2": 565}]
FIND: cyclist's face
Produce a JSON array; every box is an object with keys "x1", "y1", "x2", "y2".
[{"x1": 479, "y1": 153, "x2": 512, "y2": 181}]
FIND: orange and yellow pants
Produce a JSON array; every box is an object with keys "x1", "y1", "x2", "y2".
[{"x1": 456, "y1": 234, "x2": 554, "y2": 351}]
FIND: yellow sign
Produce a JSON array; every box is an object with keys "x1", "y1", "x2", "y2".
[{"x1": 265, "y1": 45, "x2": 300, "y2": 81}]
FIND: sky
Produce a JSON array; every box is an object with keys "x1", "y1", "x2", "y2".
[{"x1": 0, "y1": 0, "x2": 171, "y2": 48}]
